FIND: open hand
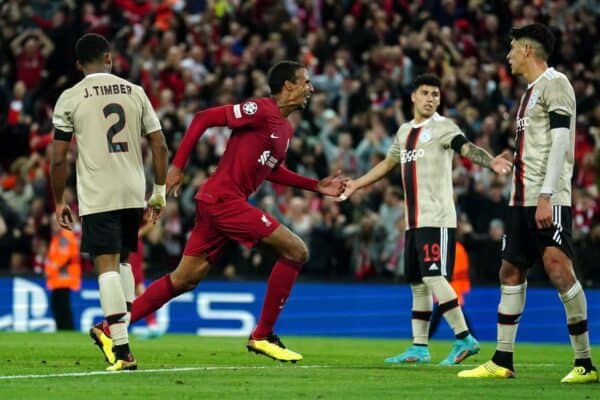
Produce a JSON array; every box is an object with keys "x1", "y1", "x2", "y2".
[
  {"x1": 490, "y1": 150, "x2": 513, "y2": 175},
  {"x1": 337, "y1": 179, "x2": 358, "y2": 202},
  {"x1": 316, "y1": 169, "x2": 348, "y2": 197},
  {"x1": 166, "y1": 166, "x2": 184, "y2": 197}
]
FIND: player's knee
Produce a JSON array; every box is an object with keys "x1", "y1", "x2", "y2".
[
  {"x1": 543, "y1": 256, "x2": 575, "y2": 291},
  {"x1": 285, "y1": 241, "x2": 309, "y2": 265},
  {"x1": 171, "y1": 261, "x2": 210, "y2": 292},
  {"x1": 499, "y1": 261, "x2": 526, "y2": 285}
]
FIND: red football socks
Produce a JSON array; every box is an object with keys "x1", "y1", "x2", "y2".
[
  {"x1": 130, "y1": 274, "x2": 177, "y2": 324},
  {"x1": 252, "y1": 258, "x2": 302, "y2": 339},
  {"x1": 145, "y1": 313, "x2": 157, "y2": 327}
]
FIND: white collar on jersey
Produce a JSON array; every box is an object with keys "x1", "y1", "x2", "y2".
[
  {"x1": 83, "y1": 72, "x2": 114, "y2": 79},
  {"x1": 411, "y1": 112, "x2": 443, "y2": 128},
  {"x1": 527, "y1": 67, "x2": 555, "y2": 89}
]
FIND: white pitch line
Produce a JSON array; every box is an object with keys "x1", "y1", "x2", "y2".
[
  {"x1": 0, "y1": 363, "x2": 562, "y2": 381},
  {"x1": 0, "y1": 365, "x2": 330, "y2": 381}
]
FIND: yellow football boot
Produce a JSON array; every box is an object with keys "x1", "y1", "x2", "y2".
[
  {"x1": 458, "y1": 361, "x2": 515, "y2": 379},
  {"x1": 560, "y1": 366, "x2": 599, "y2": 384},
  {"x1": 247, "y1": 334, "x2": 303, "y2": 363},
  {"x1": 106, "y1": 355, "x2": 137, "y2": 372},
  {"x1": 89, "y1": 325, "x2": 115, "y2": 365}
]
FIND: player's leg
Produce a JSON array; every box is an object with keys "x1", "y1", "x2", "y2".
[
  {"x1": 538, "y1": 206, "x2": 597, "y2": 383},
  {"x1": 458, "y1": 259, "x2": 526, "y2": 378},
  {"x1": 117, "y1": 201, "x2": 220, "y2": 327},
  {"x1": 246, "y1": 223, "x2": 306, "y2": 362},
  {"x1": 415, "y1": 228, "x2": 479, "y2": 365},
  {"x1": 130, "y1": 248, "x2": 160, "y2": 338},
  {"x1": 95, "y1": 253, "x2": 137, "y2": 371},
  {"x1": 91, "y1": 207, "x2": 218, "y2": 366},
  {"x1": 459, "y1": 207, "x2": 531, "y2": 378},
  {"x1": 385, "y1": 230, "x2": 432, "y2": 364},
  {"x1": 119, "y1": 251, "x2": 135, "y2": 330},
  {"x1": 131, "y1": 254, "x2": 213, "y2": 323},
  {"x1": 82, "y1": 210, "x2": 136, "y2": 370},
  {"x1": 428, "y1": 303, "x2": 441, "y2": 339}
]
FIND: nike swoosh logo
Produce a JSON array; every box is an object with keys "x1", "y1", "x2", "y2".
[{"x1": 270, "y1": 133, "x2": 279, "y2": 139}]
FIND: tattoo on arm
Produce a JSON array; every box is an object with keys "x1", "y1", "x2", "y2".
[{"x1": 461, "y1": 143, "x2": 492, "y2": 168}]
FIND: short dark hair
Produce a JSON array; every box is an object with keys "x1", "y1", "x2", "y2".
[
  {"x1": 510, "y1": 23, "x2": 555, "y2": 59},
  {"x1": 412, "y1": 74, "x2": 442, "y2": 93},
  {"x1": 75, "y1": 33, "x2": 110, "y2": 65},
  {"x1": 267, "y1": 61, "x2": 305, "y2": 94}
]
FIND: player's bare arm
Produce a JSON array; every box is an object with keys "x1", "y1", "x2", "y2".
[
  {"x1": 459, "y1": 142, "x2": 512, "y2": 175},
  {"x1": 339, "y1": 156, "x2": 398, "y2": 201},
  {"x1": 146, "y1": 130, "x2": 169, "y2": 222},
  {"x1": 50, "y1": 135, "x2": 74, "y2": 230}
]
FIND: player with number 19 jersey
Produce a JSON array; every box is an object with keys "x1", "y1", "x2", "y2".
[
  {"x1": 52, "y1": 73, "x2": 161, "y2": 216},
  {"x1": 386, "y1": 112, "x2": 466, "y2": 282},
  {"x1": 387, "y1": 112, "x2": 465, "y2": 230}
]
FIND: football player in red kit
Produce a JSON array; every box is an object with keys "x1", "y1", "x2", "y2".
[{"x1": 90, "y1": 60, "x2": 347, "y2": 363}]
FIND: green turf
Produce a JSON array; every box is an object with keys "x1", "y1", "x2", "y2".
[{"x1": 0, "y1": 332, "x2": 598, "y2": 399}]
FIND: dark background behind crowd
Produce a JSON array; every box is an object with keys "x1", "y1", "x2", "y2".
[{"x1": 0, "y1": 0, "x2": 599, "y2": 287}]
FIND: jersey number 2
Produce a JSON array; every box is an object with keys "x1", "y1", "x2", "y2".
[{"x1": 103, "y1": 103, "x2": 128, "y2": 153}]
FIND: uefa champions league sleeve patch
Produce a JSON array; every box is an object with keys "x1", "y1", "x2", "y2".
[{"x1": 242, "y1": 101, "x2": 258, "y2": 115}]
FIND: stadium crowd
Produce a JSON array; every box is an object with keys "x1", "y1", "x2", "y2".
[{"x1": 0, "y1": 0, "x2": 599, "y2": 285}]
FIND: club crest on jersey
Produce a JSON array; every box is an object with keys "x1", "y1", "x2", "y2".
[
  {"x1": 243, "y1": 101, "x2": 258, "y2": 115},
  {"x1": 527, "y1": 92, "x2": 538, "y2": 109},
  {"x1": 258, "y1": 150, "x2": 278, "y2": 168},
  {"x1": 419, "y1": 129, "x2": 432, "y2": 143}
]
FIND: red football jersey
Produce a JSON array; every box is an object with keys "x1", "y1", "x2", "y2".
[{"x1": 197, "y1": 97, "x2": 293, "y2": 201}]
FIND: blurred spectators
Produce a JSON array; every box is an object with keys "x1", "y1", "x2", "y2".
[{"x1": 0, "y1": 0, "x2": 598, "y2": 286}]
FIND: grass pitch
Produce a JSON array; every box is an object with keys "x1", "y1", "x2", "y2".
[{"x1": 0, "y1": 332, "x2": 598, "y2": 399}]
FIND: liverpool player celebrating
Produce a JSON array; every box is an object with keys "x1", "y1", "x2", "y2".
[{"x1": 91, "y1": 61, "x2": 347, "y2": 363}]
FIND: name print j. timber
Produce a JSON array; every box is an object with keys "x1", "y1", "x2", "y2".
[{"x1": 52, "y1": 72, "x2": 161, "y2": 216}]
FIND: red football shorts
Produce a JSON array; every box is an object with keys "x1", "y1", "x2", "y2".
[{"x1": 184, "y1": 197, "x2": 280, "y2": 263}]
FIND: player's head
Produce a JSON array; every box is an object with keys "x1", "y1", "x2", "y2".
[
  {"x1": 411, "y1": 74, "x2": 441, "y2": 119},
  {"x1": 268, "y1": 60, "x2": 314, "y2": 112},
  {"x1": 75, "y1": 33, "x2": 112, "y2": 73},
  {"x1": 507, "y1": 23, "x2": 555, "y2": 75}
]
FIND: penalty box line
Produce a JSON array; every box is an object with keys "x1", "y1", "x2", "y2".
[{"x1": 0, "y1": 365, "x2": 331, "y2": 380}]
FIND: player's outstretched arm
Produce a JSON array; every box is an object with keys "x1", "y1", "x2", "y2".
[
  {"x1": 458, "y1": 141, "x2": 512, "y2": 175},
  {"x1": 339, "y1": 156, "x2": 398, "y2": 201}
]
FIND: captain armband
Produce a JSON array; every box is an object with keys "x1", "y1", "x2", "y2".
[
  {"x1": 549, "y1": 111, "x2": 570, "y2": 129},
  {"x1": 450, "y1": 134, "x2": 469, "y2": 153}
]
